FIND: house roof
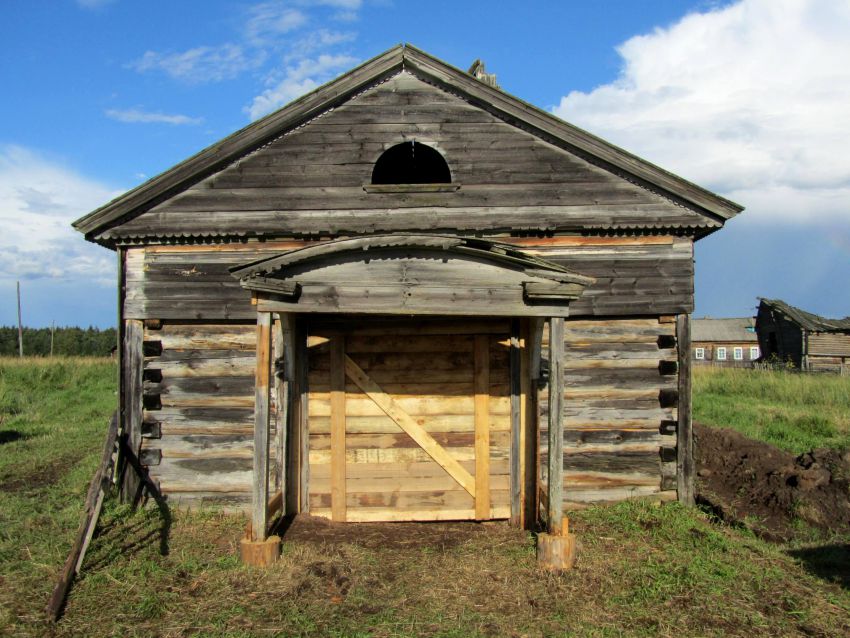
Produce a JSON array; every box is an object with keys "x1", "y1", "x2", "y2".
[
  {"x1": 72, "y1": 44, "x2": 743, "y2": 244},
  {"x1": 692, "y1": 317, "x2": 758, "y2": 342},
  {"x1": 758, "y1": 298, "x2": 850, "y2": 332}
]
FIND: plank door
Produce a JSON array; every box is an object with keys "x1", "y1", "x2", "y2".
[{"x1": 306, "y1": 320, "x2": 512, "y2": 523}]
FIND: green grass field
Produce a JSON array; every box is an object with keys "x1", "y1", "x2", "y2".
[
  {"x1": 693, "y1": 366, "x2": 850, "y2": 454},
  {"x1": 1, "y1": 358, "x2": 849, "y2": 637}
]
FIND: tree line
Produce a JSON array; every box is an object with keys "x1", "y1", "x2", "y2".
[{"x1": 0, "y1": 326, "x2": 117, "y2": 357}]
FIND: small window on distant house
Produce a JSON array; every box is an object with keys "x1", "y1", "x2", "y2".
[
  {"x1": 372, "y1": 141, "x2": 451, "y2": 184},
  {"x1": 716, "y1": 347, "x2": 727, "y2": 361},
  {"x1": 695, "y1": 347, "x2": 705, "y2": 360},
  {"x1": 750, "y1": 346, "x2": 760, "y2": 360},
  {"x1": 733, "y1": 347, "x2": 743, "y2": 360}
]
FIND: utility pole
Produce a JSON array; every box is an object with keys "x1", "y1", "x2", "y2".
[
  {"x1": 50, "y1": 320, "x2": 55, "y2": 357},
  {"x1": 16, "y1": 281, "x2": 23, "y2": 357}
]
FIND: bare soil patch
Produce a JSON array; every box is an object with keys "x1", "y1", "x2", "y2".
[
  {"x1": 695, "y1": 422, "x2": 850, "y2": 541},
  {"x1": 278, "y1": 513, "x2": 501, "y2": 550},
  {"x1": 0, "y1": 454, "x2": 77, "y2": 493}
]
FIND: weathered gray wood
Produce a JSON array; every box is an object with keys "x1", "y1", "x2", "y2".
[
  {"x1": 123, "y1": 240, "x2": 694, "y2": 321},
  {"x1": 676, "y1": 314, "x2": 694, "y2": 506},
  {"x1": 252, "y1": 312, "x2": 272, "y2": 540},
  {"x1": 121, "y1": 320, "x2": 144, "y2": 502},
  {"x1": 547, "y1": 317, "x2": 565, "y2": 533}
]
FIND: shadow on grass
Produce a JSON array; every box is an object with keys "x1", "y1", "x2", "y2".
[
  {"x1": 788, "y1": 543, "x2": 850, "y2": 589},
  {"x1": 0, "y1": 429, "x2": 27, "y2": 444}
]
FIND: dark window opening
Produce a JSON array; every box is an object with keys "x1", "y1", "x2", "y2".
[{"x1": 371, "y1": 142, "x2": 451, "y2": 184}]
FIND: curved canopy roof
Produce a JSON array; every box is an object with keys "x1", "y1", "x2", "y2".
[{"x1": 231, "y1": 234, "x2": 594, "y2": 317}]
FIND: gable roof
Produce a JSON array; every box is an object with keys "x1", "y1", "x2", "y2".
[
  {"x1": 73, "y1": 44, "x2": 743, "y2": 244},
  {"x1": 692, "y1": 317, "x2": 757, "y2": 342},
  {"x1": 758, "y1": 298, "x2": 850, "y2": 332}
]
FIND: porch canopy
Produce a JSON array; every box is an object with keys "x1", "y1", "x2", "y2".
[{"x1": 229, "y1": 234, "x2": 594, "y2": 316}]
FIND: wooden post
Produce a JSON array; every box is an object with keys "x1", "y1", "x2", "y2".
[
  {"x1": 546, "y1": 317, "x2": 564, "y2": 533},
  {"x1": 676, "y1": 314, "x2": 695, "y2": 506},
  {"x1": 330, "y1": 335, "x2": 347, "y2": 522},
  {"x1": 509, "y1": 321, "x2": 522, "y2": 526},
  {"x1": 280, "y1": 313, "x2": 297, "y2": 515},
  {"x1": 474, "y1": 335, "x2": 491, "y2": 520},
  {"x1": 272, "y1": 314, "x2": 290, "y2": 517},
  {"x1": 252, "y1": 311, "x2": 272, "y2": 541},
  {"x1": 537, "y1": 316, "x2": 576, "y2": 571},
  {"x1": 121, "y1": 320, "x2": 144, "y2": 503},
  {"x1": 521, "y1": 320, "x2": 537, "y2": 529}
]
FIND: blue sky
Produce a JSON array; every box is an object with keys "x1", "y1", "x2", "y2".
[{"x1": 1, "y1": 0, "x2": 848, "y2": 328}]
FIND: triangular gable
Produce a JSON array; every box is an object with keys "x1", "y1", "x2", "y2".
[{"x1": 73, "y1": 44, "x2": 742, "y2": 244}]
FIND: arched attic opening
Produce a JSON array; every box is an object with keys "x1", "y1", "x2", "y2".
[{"x1": 371, "y1": 141, "x2": 451, "y2": 185}]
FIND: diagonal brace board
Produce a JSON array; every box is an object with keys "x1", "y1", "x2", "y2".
[{"x1": 343, "y1": 355, "x2": 476, "y2": 497}]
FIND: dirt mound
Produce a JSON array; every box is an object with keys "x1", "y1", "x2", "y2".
[{"x1": 695, "y1": 422, "x2": 850, "y2": 542}]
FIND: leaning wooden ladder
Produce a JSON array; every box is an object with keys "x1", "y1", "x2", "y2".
[{"x1": 46, "y1": 411, "x2": 119, "y2": 622}]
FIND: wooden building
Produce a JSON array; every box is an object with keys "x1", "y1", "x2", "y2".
[
  {"x1": 692, "y1": 317, "x2": 759, "y2": 366},
  {"x1": 756, "y1": 299, "x2": 850, "y2": 373},
  {"x1": 73, "y1": 45, "x2": 742, "y2": 545}
]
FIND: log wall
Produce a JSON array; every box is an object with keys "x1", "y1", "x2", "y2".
[
  {"x1": 540, "y1": 317, "x2": 679, "y2": 509},
  {"x1": 123, "y1": 236, "x2": 693, "y2": 321},
  {"x1": 137, "y1": 321, "x2": 268, "y2": 510}
]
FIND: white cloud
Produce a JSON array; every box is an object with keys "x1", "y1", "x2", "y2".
[
  {"x1": 0, "y1": 146, "x2": 120, "y2": 286},
  {"x1": 553, "y1": 0, "x2": 850, "y2": 227},
  {"x1": 247, "y1": 53, "x2": 358, "y2": 119},
  {"x1": 245, "y1": 4, "x2": 309, "y2": 46},
  {"x1": 105, "y1": 108, "x2": 203, "y2": 125},
  {"x1": 130, "y1": 44, "x2": 262, "y2": 83}
]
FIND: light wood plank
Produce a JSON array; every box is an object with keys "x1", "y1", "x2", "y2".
[
  {"x1": 343, "y1": 355, "x2": 476, "y2": 496},
  {"x1": 474, "y1": 335, "x2": 491, "y2": 519},
  {"x1": 330, "y1": 336, "x2": 346, "y2": 522}
]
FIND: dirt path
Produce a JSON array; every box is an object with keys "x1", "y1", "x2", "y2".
[{"x1": 695, "y1": 422, "x2": 850, "y2": 541}]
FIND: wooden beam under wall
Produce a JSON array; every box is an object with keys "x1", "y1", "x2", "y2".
[
  {"x1": 509, "y1": 322, "x2": 521, "y2": 526},
  {"x1": 474, "y1": 334, "x2": 491, "y2": 520},
  {"x1": 252, "y1": 312, "x2": 273, "y2": 541},
  {"x1": 676, "y1": 314, "x2": 695, "y2": 506},
  {"x1": 121, "y1": 319, "x2": 144, "y2": 503},
  {"x1": 330, "y1": 335, "x2": 347, "y2": 522},
  {"x1": 547, "y1": 317, "x2": 565, "y2": 533}
]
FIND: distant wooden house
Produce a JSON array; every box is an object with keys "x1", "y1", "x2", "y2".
[
  {"x1": 756, "y1": 299, "x2": 850, "y2": 373},
  {"x1": 692, "y1": 317, "x2": 759, "y2": 366},
  {"x1": 72, "y1": 45, "x2": 742, "y2": 552}
]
